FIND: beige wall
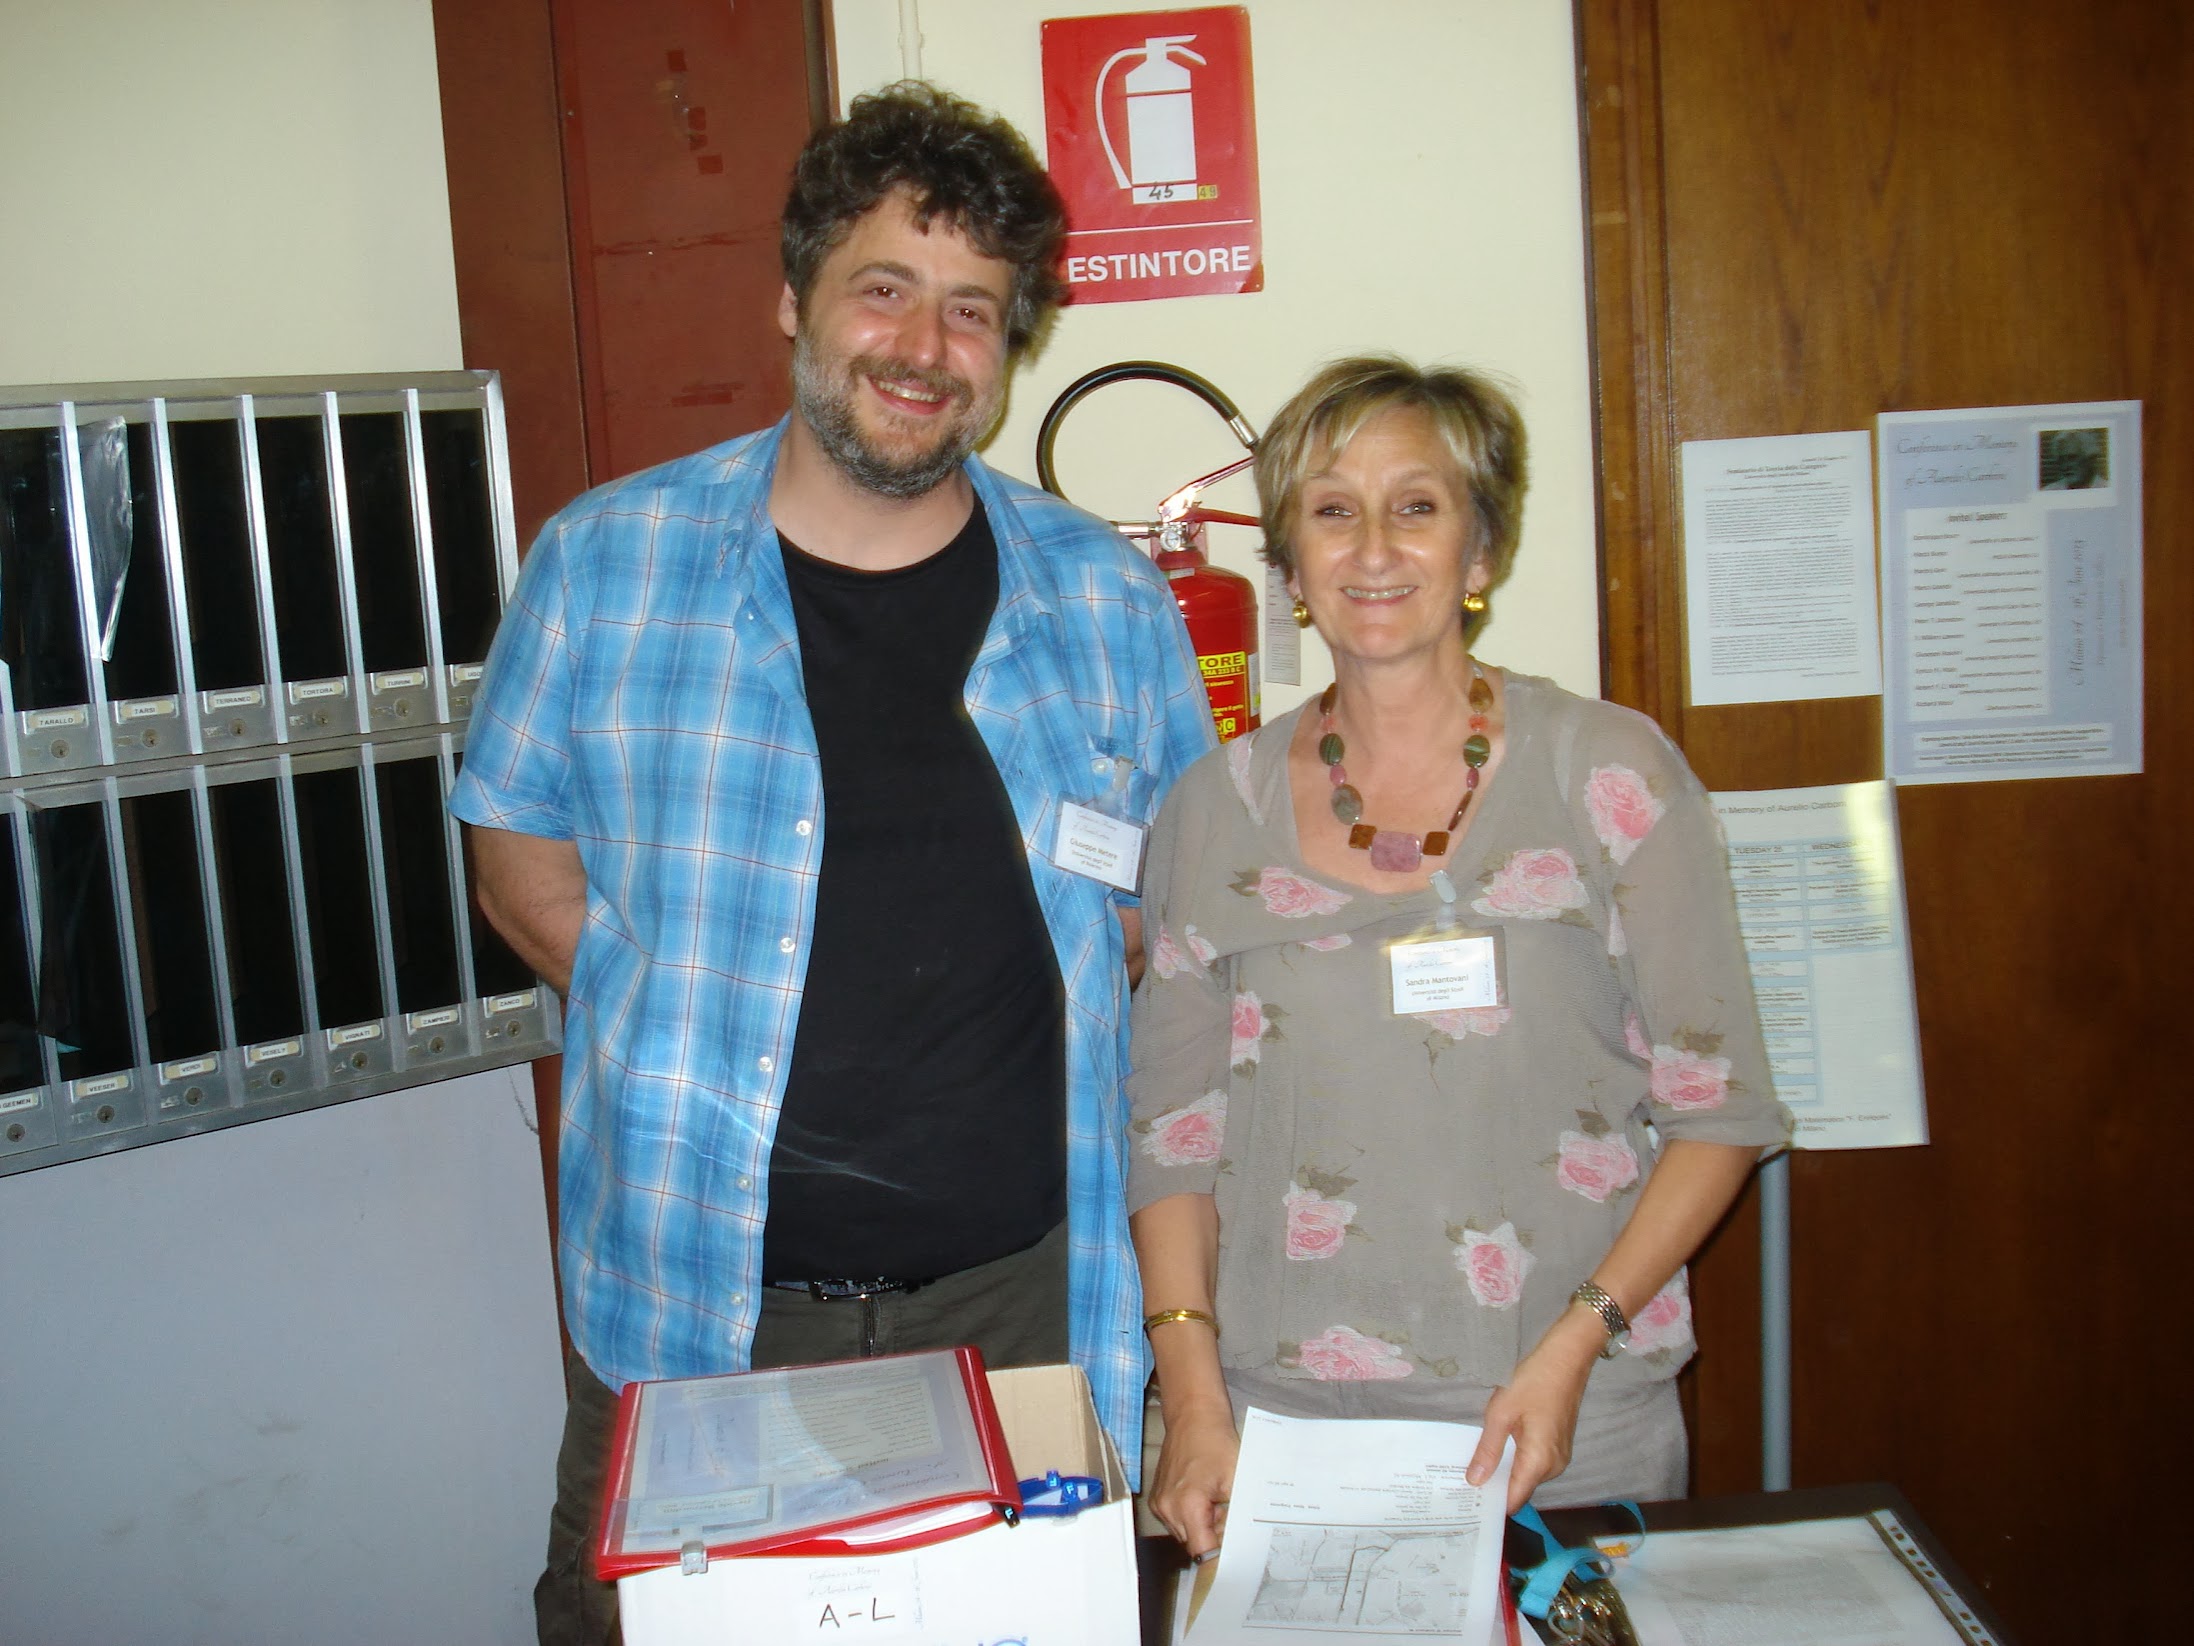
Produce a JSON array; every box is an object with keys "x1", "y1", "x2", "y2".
[
  {"x1": 0, "y1": 10, "x2": 557, "y2": 1641},
  {"x1": 834, "y1": 0, "x2": 1601, "y2": 708},
  {"x1": 0, "y1": 0, "x2": 461, "y2": 385}
]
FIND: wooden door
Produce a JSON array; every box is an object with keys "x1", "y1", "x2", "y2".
[
  {"x1": 432, "y1": 0, "x2": 823, "y2": 541},
  {"x1": 1579, "y1": 2, "x2": 2191, "y2": 1637}
]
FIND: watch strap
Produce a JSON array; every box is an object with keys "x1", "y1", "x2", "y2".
[{"x1": 1570, "y1": 1281, "x2": 1630, "y2": 1358}]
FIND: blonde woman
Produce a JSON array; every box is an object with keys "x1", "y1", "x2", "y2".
[{"x1": 1128, "y1": 356, "x2": 1789, "y2": 1558}]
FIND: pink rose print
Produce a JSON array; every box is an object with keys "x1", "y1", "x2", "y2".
[
  {"x1": 1453, "y1": 1220, "x2": 1535, "y2": 1309},
  {"x1": 1249, "y1": 866, "x2": 1353, "y2": 919},
  {"x1": 1230, "y1": 992, "x2": 1268, "y2": 1068},
  {"x1": 1284, "y1": 1186, "x2": 1357, "y2": 1261},
  {"x1": 1302, "y1": 932, "x2": 1354, "y2": 952},
  {"x1": 1650, "y1": 1045, "x2": 1732, "y2": 1111},
  {"x1": 1296, "y1": 1324, "x2": 1414, "y2": 1381},
  {"x1": 1623, "y1": 1011, "x2": 1652, "y2": 1060},
  {"x1": 1150, "y1": 924, "x2": 1184, "y2": 981},
  {"x1": 1555, "y1": 1131, "x2": 1641, "y2": 1203},
  {"x1": 1185, "y1": 926, "x2": 1218, "y2": 968},
  {"x1": 1586, "y1": 764, "x2": 1665, "y2": 866},
  {"x1": 1627, "y1": 1272, "x2": 1693, "y2": 1355},
  {"x1": 1416, "y1": 1006, "x2": 1512, "y2": 1040},
  {"x1": 1607, "y1": 903, "x2": 1628, "y2": 958},
  {"x1": 1227, "y1": 732, "x2": 1263, "y2": 823},
  {"x1": 1141, "y1": 1090, "x2": 1226, "y2": 1167},
  {"x1": 1471, "y1": 848, "x2": 1588, "y2": 921}
]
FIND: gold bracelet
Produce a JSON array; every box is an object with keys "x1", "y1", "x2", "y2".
[{"x1": 1142, "y1": 1308, "x2": 1218, "y2": 1335}]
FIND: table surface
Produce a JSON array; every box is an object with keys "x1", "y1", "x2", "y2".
[
  {"x1": 1516, "y1": 1481, "x2": 2016, "y2": 1645},
  {"x1": 1139, "y1": 1480, "x2": 2016, "y2": 1646}
]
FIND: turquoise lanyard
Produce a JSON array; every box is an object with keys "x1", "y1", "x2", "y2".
[{"x1": 1508, "y1": 1501, "x2": 1644, "y2": 1620}]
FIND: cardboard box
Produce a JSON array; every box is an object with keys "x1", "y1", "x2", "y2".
[{"x1": 618, "y1": 1362, "x2": 1138, "y2": 1646}]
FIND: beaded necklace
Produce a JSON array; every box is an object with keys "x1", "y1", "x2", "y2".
[{"x1": 1318, "y1": 666, "x2": 1495, "y2": 873}]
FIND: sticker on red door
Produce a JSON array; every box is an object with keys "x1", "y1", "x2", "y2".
[{"x1": 1041, "y1": 8, "x2": 1262, "y2": 305}]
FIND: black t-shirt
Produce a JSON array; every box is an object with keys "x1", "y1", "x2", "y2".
[{"x1": 761, "y1": 505, "x2": 1066, "y2": 1281}]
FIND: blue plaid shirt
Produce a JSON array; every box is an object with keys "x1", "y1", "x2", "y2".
[{"x1": 450, "y1": 421, "x2": 1214, "y2": 1474}]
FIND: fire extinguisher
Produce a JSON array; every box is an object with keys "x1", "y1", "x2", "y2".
[{"x1": 1037, "y1": 361, "x2": 1263, "y2": 742}]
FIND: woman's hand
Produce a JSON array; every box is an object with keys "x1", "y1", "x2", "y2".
[
  {"x1": 1131, "y1": 1193, "x2": 1234, "y2": 1554},
  {"x1": 1148, "y1": 1401, "x2": 1240, "y2": 1559},
  {"x1": 1471, "y1": 1142, "x2": 1763, "y2": 1511},
  {"x1": 1468, "y1": 1308, "x2": 1602, "y2": 1513}
]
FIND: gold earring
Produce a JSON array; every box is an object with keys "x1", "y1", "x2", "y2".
[
  {"x1": 1291, "y1": 597, "x2": 1312, "y2": 629},
  {"x1": 1462, "y1": 591, "x2": 1488, "y2": 615}
]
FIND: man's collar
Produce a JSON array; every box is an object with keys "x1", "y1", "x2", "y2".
[{"x1": 711, "y1": 420, "x2": 1055, "y2": 618}]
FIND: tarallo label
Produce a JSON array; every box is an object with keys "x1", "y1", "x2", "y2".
[{"x1": 25, "y1": 707, "x2": 87, "y2": 731}]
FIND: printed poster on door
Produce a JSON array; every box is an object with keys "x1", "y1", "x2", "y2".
[
  {"x1": 1879, "y1": 399, "x2": 2143, "y2": 783},
  {"x1": 1041, "y1": 7, "x2": 1263, "y2": 305}
]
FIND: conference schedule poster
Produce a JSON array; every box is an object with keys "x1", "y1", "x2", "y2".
[{"x1": 1879, "y1": 400, "x2": 2142, "y2": 784}]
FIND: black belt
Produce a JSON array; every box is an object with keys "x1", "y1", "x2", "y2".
[{"x1": 765, "y1": 1277, "x2": 931, "y2": 1301}]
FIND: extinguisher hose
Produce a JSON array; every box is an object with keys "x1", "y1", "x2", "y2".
[{"x1": 1035, "y1": 361, "x2": 1258, "y2": 500}]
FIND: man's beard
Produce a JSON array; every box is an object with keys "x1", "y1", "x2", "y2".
[{"x1": 790, "y1": 331, "x2": 1000, "y2": 500}]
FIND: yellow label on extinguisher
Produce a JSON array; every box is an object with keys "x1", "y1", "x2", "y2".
[{"x1": 1199, "y1": 648, "x2": 1256, "y2": 742}]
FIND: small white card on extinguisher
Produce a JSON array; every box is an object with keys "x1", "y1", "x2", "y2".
[{"x1": 1054, "y1": 801, "x2": 1144, "y2": 893}]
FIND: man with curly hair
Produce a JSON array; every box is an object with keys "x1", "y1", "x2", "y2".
[{"x1": 452, "y1": 82, "x2": 1212, "y2": 1642}]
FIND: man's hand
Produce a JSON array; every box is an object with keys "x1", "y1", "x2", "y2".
[
  {"x1": 1118, "y1": 904, "x2": 1146, "y2": 988},
  {"x1": 469, "y1": 826, "x2": 586, "y2": 994}
]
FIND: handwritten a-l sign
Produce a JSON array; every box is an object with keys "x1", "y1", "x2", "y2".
[{"x1": 1041, "y1": 7, "x2": 1263, "y2": 305}]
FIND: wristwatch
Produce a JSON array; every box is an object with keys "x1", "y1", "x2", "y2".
[{"x1": 1570, "y1": 1281, "x2": 1630, "y2": 1359}]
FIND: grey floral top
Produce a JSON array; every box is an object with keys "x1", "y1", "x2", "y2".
[{"x1": 1127, "y1": 672, "x2": 1790, "y2": 1395}]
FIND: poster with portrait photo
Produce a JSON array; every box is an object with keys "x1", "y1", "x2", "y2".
[
  {"x1": 2036, "y1": 424, "x2": 2113, "y2": 498},
  {"x1": 1879, "y1": 399, "x2": 2141, "y2": 783}
]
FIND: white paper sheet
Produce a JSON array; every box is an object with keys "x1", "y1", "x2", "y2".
[
  {"x1": 1680, "y1": 432, "x2": 1881, "y2": 706},
  {"x1": 1609, "y1": 1516, "x2": 1984, "y2": 1646},
  {"x1": 1711, "y1": 783, "x2": 1926, "y2": 1150},
  {"x1": 1186, "y1": 1408, "x2": 1511, "y2": 1645},
  {"x1": 1880, "y1": 400, "x2": 2142, "y2": 782}
]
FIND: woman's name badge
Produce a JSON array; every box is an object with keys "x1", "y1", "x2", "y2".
[
  {"x1": 1055, "y1": 800, "x2": 1144, "y2": 893},
  {"x1": 1389, "y1": 934, "x2": 1501, "y2": 1013}
]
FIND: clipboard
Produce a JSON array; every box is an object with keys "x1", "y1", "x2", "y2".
[{"x1": 592, "y1": 1345, "x2": 1021, "y2": 1578}]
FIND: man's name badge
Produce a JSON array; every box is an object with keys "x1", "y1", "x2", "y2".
[
  {"x1": 1055, "y1": 800, "x2": 1144, "y2": 893},
  {"x1": 1389, "y1": 933, "x2": 1501, "y2": 1014}
]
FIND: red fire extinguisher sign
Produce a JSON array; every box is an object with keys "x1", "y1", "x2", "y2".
[{"x1": 1040, "y1": 8, "x2": 1263, "y2": 306}]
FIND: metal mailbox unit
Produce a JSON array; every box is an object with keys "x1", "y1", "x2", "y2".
[{"x1": 0, "y1": 372, "x2": 556, "y2": 1176}]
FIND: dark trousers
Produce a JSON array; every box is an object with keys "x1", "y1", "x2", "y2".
[{"x1": 533, "y1": 1221, "x2": 1071, "y2": 1646}]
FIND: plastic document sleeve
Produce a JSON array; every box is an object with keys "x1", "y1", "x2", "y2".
[{"x1": 592, "y1": 1345, "x2": 1021, "y2": 1579}]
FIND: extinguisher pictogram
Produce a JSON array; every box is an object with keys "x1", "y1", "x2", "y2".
[
  {"x1": 1038, "y1": 362, "x2": 1263, "y2": 743},
  {"x1": 1095, "y1": 35, "x2": 1207, "y2": 202}
]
